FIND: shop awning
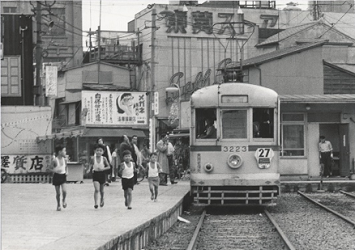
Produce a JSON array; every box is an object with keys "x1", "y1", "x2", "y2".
[
  {"x1": 37, "y1": 128, "x2": 85, "y2": 142},
  {"x1": 37, "y1": 127, "x2": 147, "y2": 142},
  {"x1": 82, "y1": 128, "x2": 146, "y2": 138},
  {"x1": 279, "y1": 94, "x2": 355, "y2": 103}
]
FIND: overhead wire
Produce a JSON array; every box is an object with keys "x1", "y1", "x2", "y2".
[{"x1": 317, "y1": 3, "x2": 353, "y2": 38}]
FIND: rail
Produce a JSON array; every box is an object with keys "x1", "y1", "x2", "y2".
[{"x1": 298, "y1": 191, "x2": 355, "y2": 228}]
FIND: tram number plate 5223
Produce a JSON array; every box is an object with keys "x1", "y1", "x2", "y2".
[{"x1": 222, "y1": 146, "x2": 247, "y2": 152}]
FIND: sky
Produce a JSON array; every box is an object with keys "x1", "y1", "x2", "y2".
[{"x1": 81, "y1": 0, "x2": 310, "y2": 32}]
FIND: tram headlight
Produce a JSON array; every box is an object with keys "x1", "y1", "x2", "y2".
[
  {"x1": 227, "y1": 154, "x2": 243, "y2": 169},
  {"x1": 204, "y1": 163, "x2": 214, "y2": 172}
]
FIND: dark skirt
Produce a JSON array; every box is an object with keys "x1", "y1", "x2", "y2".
[
  {"x1": 52, "y1": 173, "x2": 67, "y2": 186},
  {"x1": 93, "y1": 171, "x2": 106, "y2": 185},
  {"x1": 122, "y1": 177, "x2": 134, "y2": 190}
]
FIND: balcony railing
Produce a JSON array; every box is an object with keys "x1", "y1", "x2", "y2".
[{"x1": 89, "y1": 45, "x2": 141, "y2": 65}]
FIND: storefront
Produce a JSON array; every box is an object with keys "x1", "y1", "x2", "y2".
[{"x1": 279, "y1": 95, "x2": 355, "y2": 178}]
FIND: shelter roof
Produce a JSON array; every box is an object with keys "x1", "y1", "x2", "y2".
[
  {"x1": 279, "y1": 94, "x2": 355, "y2": 103},
  {"x1": 226, "y1": 41, "x2": 327, "y2": 69}
]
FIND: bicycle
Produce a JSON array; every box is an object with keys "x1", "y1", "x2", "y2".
[
  {"x1": 1, "y1": 167, "x2": 8, "y2": 183},
  {"x1": 175, "y1": 164, "x2": 190, "y2": 181},
  {"x1": 136, "y1": 165, "x2": 147, "y2": 183}
]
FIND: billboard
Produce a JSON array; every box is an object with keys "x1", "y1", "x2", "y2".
[{"x1": 82, "y1": 90, "x2": 148, "y2": 126}]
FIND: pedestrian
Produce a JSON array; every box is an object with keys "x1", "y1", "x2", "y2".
[
  {"x1": 51, "y1": 144, "x2": 68, "y2": 211},
  {"x1": 147, "y1": 152, "x2": 162, "y2": 202},
  {"x1": 156, "y1": 133, "x2": 169, "y2": 186},
  {"x1": 119, "y1": 135, "x2": 138, "y2": 184},
  {"x1": 319, "y1": 135, "x2": 333, "y2": 177},
  {"x1": 167, "y1": 138, "x2": 177, "y2": 184},
  {"x1": 118, "y1": 150, "x2": 136, "y2": 209},
  {"x1": 141, "y1": 142, "x2": 151, "y2": 172},
  {"x1": 132, "y1": 135, "x2": 143, "y2": 184},
  {"x1": 97, "y1": 138, "x2": 112, "y2": 186},
  {"x1": 89, "y1": 143, "x2": 111, "y2": 209}
]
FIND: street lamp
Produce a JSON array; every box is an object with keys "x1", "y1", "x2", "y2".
[{"x1": 165, "y1": 83, "x2": 181, "y2": 129}]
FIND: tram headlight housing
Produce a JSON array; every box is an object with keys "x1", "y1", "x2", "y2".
[
  {"x1": 204, "y1": 163, "x2": 214, "y2": 173},
  {"x1": 227, "y1": 154, "x2": 243, "y2": 169}
]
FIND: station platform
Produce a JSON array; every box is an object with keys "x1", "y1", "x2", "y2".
[
  {"x1": 1, "y1": 179, "x2": 190, "y2": 250},
  {"x1": 2, "y1": 177, "x2": 355, "y2": 250}
]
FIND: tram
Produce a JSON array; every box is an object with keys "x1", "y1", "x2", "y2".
[{"x1": 189, "y1": 82, "x2": 280, "y2": 206}]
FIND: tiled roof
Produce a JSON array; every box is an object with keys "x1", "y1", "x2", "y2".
[
  {"x1": 226, "y1": 41, "x2": 327, "y2": 68},
  {"x1": 257, "y1": 22, "x2": 318, "y2": 46},
  {"x1": 280, "y1": 94, "x2": 355, "y2": 103}
]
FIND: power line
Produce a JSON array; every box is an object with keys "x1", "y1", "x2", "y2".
[{"x1": 317, "y1": 3, "x2": 353, "y2": 38}]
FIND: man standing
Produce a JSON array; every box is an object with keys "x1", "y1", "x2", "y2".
[
  {"x1": 167, "y1": 137, "x2": 177, "y2": 184},
  {"x1": 319, "y1": 135, "x2": 333, "y2": 177}
]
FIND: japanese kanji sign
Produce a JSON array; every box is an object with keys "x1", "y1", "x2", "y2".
[{"x1": 82, "y1": 91, "x2": 148, "y2": 125}]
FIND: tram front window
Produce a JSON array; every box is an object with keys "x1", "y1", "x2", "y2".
[
  {"x1": 196, "y1": 108, "x2": 217, "y2": 139},
  {"x1": 253, "y1": 108, "x2": 274, "y2": 138},
  {"x1": 222, "y1": 110, "x2": 247, "y2": 138}
]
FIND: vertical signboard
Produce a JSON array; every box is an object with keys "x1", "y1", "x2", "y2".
[{"x1": 45, "y1": 65, "x2": 57, "y2": 97}]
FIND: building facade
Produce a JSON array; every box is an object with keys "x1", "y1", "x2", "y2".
[{"x1": 131, "y1": 2, "x2": 355, "y2": 178}]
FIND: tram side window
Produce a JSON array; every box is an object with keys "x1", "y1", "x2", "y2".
[
  {"x1": 196, "y1": 108, "x2": 217, "y2": 139},
  {"x1": 253, "y1": 108, "x2": 274, "y2": 138},
  {"x1": 222, "y1": 110, "x2": 247, "y2": 138}
]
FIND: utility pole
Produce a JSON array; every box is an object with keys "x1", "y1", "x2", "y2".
[
  {"x1": 149, "y1": 8, "x2": 157, "y2": 152},
  {"x1": 312, "y1": 1, "x2": 320, "y2": 21},
  {"x1": 97, "y1": 25, "x2": 100, "y2": 84},
  {"x1": 35, "y1": 1, "x2": 44, "y2": 106},
  {"x1": 97, "y1": 0, "x2": 101, "y2": 84},
  {"x1": 89, "y1": 28, "x2": 92, "y2": 63}
]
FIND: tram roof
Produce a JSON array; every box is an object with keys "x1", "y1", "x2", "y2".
[{"x1": 191, "y1": 83, "x2": 278, "y2": 107}]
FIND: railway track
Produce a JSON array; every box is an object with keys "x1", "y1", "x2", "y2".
[
  {"x1": 298, "y1": 191, "x2": 355, "y2": 227},
  {"x1": 187, "y1": 208, "x2": 295, "y2": 250}
]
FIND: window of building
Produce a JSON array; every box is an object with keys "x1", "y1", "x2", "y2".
[
  {"x1": 281, "y1": 113, "x2": 305, "y2": 156},
  {"x1": 253, "y1": 108, "x2": 274, "y2": 138},
  {"x1": 3, "y1": 7, "x2": 17, "y2": 13},
  {"x1": 222, "y1": 110, "x2": 247, "y2": 139},
  {"x1": 1, "y1": 56, "x2": 21, "y2": 97}
]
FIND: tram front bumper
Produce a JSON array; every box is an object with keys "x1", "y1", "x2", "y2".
[{"x1": 190, "y1": 173, "x2": 280, "y2": 186}]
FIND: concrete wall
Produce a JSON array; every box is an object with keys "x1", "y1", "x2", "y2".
[{"x1": 255, "y1": 47, "x2": 324, "y2": 95}]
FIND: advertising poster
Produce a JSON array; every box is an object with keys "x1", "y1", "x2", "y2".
[{"x1": 82, "y1": 90, "x2": 147, "y2": 126}]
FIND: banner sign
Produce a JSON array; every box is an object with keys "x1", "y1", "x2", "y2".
[
  {"x1": 1, "y1": 154, "x2": 52, "y2": 174},
  {"x1": 45, "y1": 66, "x2": 58, "y2": 97},
  {"x1": 82, "y1": 91, "x2": 148, "y2": 125}
]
